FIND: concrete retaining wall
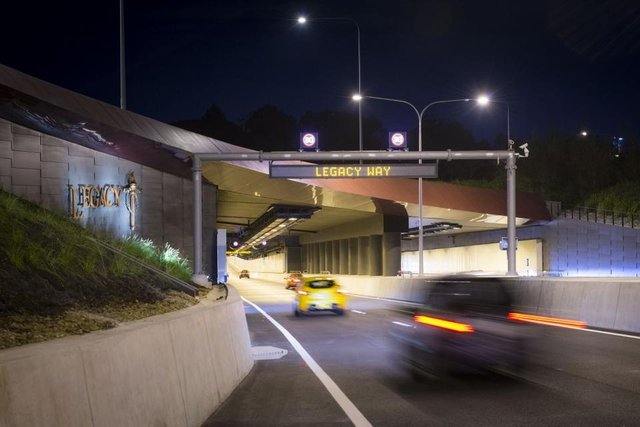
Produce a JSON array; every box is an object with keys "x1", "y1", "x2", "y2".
[
  {"x1": 408, "y1": 219, "x2": 640, "y2": 277},
  {"x1": 0, "y1": 118, "x2": 217, "y2": 273},
  {"x1": 0, "y1": 287, "x2": 253, "y2": 427}
]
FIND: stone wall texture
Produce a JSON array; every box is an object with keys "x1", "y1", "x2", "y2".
[{"x1": 0, "y1": 118, "x2": 217, "y2": 273}]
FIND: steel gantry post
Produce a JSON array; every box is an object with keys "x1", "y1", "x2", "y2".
[
  {"x1": 192, "y1": 155, "x2": 203, "y2": 277},
  {"x1": 506, "y1": 151, "x2": 517, "y2": 276}
]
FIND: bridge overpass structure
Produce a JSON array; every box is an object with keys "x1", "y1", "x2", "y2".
[{"x1": 1, "y1": 63, "x2": 638, "y2": 279}]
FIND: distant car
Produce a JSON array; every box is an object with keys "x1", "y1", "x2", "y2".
[
  {"x1": 390, "y1": 275, "x2": 530, "y2": 380},
  {"x1": 293, "y1": 276, "x2": 348, "y2": 316},
  {"x1": 239, "y1": 269, "x2": 250, "y2": 279},
  {"x1": 284, "y1": 271, "x2": 304, "y2": 290}
]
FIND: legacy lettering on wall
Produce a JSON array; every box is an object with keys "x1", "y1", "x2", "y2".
[
  {"x1": 68, "y1": 184, "x2": 123, "y2": 219},
  {"x1": 68, "y1": 172, "x2": 141, "y2": 230}
]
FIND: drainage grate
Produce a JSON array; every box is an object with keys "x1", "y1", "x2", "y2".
[{"x1": 251, "y1": 346, "x2": 288, "y2": 360}]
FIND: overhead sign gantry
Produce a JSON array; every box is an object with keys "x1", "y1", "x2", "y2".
[{"x1": 191, "y1": 147, "x2": 527, "y2": 278}]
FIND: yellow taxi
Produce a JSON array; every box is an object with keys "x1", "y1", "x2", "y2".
[{"x1": 293, "y1": 276, "x2": 348, "y2": 316}]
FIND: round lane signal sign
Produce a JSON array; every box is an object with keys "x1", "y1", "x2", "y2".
[
  {"x1": 300, "y1": 132, "x2": 319, "y2": 151},
  {"x1": 389, "y1": 131, "x2": 407, "y2": 150}
]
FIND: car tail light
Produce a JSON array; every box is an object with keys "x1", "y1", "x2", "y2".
[
  {"x1": 508, "y1": 312, "x2": 587, "y2": 329},
  {"x1": 297, "y1": 290, "x2": 309, "y2": 296},
  {"x1": 337, "y1": 289, "x2": 349, "y2": 294},
  {"x1": 413, "y1": 315, "x2": 474, "y2": 333}
]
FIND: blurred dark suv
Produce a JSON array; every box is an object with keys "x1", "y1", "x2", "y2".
[{"x1": 391, "y1": 275, "x2": 531, "y2": 380}]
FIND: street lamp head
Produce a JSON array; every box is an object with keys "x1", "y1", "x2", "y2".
[
  {"x1": 476, "y1": 95, "x2": 490, "y2": 106},
  {"x1": 352, "y1": 94, "x2": 363, "y2": 101},
  {"x1": 297, "y1": 16, "x2": 307, "y2": 24},
  {"x1": 580, "y1": 130, "x2": 588, "y2": 137}
]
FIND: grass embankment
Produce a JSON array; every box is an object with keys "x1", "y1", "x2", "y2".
[{"x1": 0, "y1": 190, "x2": 203, "y2": 350}]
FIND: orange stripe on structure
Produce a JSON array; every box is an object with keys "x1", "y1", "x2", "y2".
[
  {"x1": 413, "y1": 315, "x2": 474, "y2": 333},
  {"x1": 508, "y1": 312, "x2": 587, "y2": 329}
]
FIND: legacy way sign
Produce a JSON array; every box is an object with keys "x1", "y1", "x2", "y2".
[{"x1": 269, "y1": 163, "x2": 438, "y2": 179}]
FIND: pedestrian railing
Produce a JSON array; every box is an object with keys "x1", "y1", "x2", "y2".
[{"x1": 557, "y1": 206, "x2": 640, "y2": 229}]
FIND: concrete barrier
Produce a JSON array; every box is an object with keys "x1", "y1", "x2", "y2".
[
  {"x1": 520, "y1": 277, "x2": 640, "y2": 333},
  {"x1": 239, "y1": 266, "x2": 640, "y2": 334},
  {"x1": 0, "y1": 286, "x2": 253, "y2": 427}
]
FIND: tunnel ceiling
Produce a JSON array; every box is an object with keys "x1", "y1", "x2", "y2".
[{"x1": 204, "y1": 162, "x2": 536, "y2": 237}]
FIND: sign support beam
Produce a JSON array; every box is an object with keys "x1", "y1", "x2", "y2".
[{"x1": 194, "y1": 149, "x2": 516, "y2": 162}]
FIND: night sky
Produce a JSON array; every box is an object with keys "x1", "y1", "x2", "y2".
[{"x1": 2, "y1": 0, "x2": 640, "y2": 146}]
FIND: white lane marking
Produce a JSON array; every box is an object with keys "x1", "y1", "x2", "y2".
[
  {"x1": 349, "y1": 293, "x2": 423, "y2": 307},
  {"x1": 580, "y1": 328, "x2": 640, "y2": 340},
  {"x1": 392, "y1": 321, "x2": 413, "y2": 328},
  {"x1": 351, "y1": 309, "x2": 367, "y2": 315},
  {"x1": 242, "y1": 297, "x2": 372, "y2": 427}
]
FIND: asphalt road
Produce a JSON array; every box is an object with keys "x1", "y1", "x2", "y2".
[{"x1": 203, "y1": 277, "x2": 640, "y2": 426}]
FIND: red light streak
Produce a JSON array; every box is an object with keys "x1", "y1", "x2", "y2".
[
  {"x1": 413, "y1": 315, "x2": 474, "y2": 333},
  {"x1": 508, "y1": 312, "x2": 587, "y2": 329}
]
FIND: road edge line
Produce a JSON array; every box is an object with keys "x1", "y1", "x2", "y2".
[
  {"x1": 242, "y1": 297, "x2": 372, "y2": 427},
  {"x1": 580, "y1": 328, "x2": 640, "y2": 340}
]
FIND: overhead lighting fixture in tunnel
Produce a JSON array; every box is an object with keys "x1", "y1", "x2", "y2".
[
  {"x1": 232, "y1": 205, "x2": 319, "y2": 253},
  {"x1": 402, "y1": 222, "x2": 462, "y2": 239}
]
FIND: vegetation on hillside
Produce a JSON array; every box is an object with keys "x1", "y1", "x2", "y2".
[
  {"x1": 0, "y1": 190, "x2": 201, "y2": 349},
  {"x1": 583, "y1": 182, "x2": 640, "y2": 215}
]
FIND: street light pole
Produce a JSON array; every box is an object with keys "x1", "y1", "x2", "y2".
[
  {"x1": 119, "y1": 0, "x2": 126, "y2": 110},
  {"x1": 486, "y1": 99, "x2": 511, "y2": 149},
  {"x1": 354, "y1": 95, "x2": 473, "y2": 275},
  {"x1": 483, "y1": 98, "x2": 518, "y2": 274},
  {"x1": 297, "y1": 16, "x2": 362, "y2": 153},
  {"x1": 356, "y1": 22, "x2": 362, "y2": 153}
]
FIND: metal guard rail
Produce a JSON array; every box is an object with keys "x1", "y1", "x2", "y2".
[
  {"x1": 557, "y1": 206, "x2": 640, "y2": 229},
  {"x1": 89, "y1": 237, "x2": 200, "y2": 296}
]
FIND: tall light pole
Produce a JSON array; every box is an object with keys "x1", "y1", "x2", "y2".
[
  {"x1": 297, "y1": 16, "x2": 362, "y2": 153},
  {"x1": 119, "y1": 0, "x2": 126, "y2": 110},
  {"x1": 482, "y1": 97, "x2": 511, "y2": 149},
  {"x1": 481, "y1": 96, "x2": 519, "y2": 275},
  {"x1": 353, "y1": 95, "x2": 487, "y2": 275}
]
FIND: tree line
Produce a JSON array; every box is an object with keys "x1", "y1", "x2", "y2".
[{"x1": 173, "y1": 104, "x2": 640, "y2": 214}]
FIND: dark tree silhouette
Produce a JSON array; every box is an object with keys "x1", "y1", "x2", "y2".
[
  {"x1": 171, "y1": 102, "x2": 640, "y2": 212},
  {"x1": 173, "y1": 105, "x2": 248, "y2": 145},
  {"x1": 299, "y1": 110, "x2": 385, "y2": 152},
  {"x1": 244, "y1": 105, "x2": 298, "y2": 152}
]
